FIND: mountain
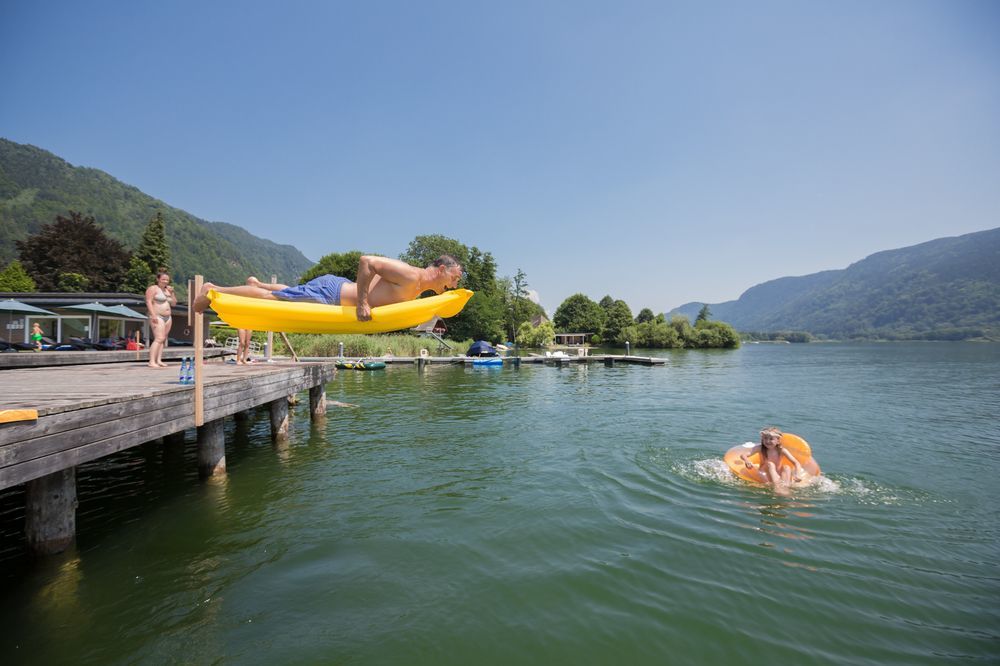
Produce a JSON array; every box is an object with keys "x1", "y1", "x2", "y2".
[
  {"x1": 670, "y1": 228, "x2": 1000, "y2": 340},
  {"x1": 0, "y1": 138, "x2": 314, "y2": 289}
]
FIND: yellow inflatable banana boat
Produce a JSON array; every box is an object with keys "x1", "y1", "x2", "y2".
[
  {"x1": 208, "y1": 288, "x2": 474, "y2": 334},
  {"x1": 724, "y1": 433, "x2": 821, "y2": 484}
]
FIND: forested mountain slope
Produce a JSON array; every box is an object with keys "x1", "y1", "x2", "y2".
[
  {"x1": 0, "y1": 138, "x2": 313, "y2": 285},
  {"x1": 671, "y1": 227, "x2": 1000, "y2": 340}
]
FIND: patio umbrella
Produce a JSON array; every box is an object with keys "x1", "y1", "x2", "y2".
[
  {"x1": 63, "y1": 302, "x2": 121, "y2": 315},
  {"x1": 62, "y1": 303, "x2": 128, "y2": 341},
  {"x1": 0, "y1": 299, "x2": 57, "y2": 342},
  {"x1": 104, "y1": 304, "x2": 148, "y2": 319}
]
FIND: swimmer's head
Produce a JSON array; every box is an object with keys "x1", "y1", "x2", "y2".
[{"x1": 760, "y1": 427, "x2": 782, "y2": 447}]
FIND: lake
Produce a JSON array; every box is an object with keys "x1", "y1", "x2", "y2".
[{"x1": 1, "y1": 343, "x2": 997, "y2": 664}]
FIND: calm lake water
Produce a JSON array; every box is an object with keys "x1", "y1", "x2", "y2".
[{"x1": 1, "y1": 343, "x2": 998, "y2": 664}]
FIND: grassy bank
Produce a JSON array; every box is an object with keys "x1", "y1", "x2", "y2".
[{"x1": 210, "y1": 327, "x2": 468, "y2": 357}]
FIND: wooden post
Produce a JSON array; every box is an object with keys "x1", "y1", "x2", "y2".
[
  {"x1": 192, "y1": 275, "x2": 205, "y2": 427},
  {"x1": 309, "y1": 384, "x2": 327, "y2": 418},
  {"x1": 197, "y1": 418, "x2": 226, "y2": 477},
  {"x1": 604, "y1": 357, "x2": 615, "y2": 367},
  {"x1": 269, "y1": 397, "x2": 289, "y2": 441},
  {"x1": 26, "y1": 467, "x2": 78, "y2": 555},
  {"x1": 266, "y1": 274, "x2": 276, "y2": 362},
  {"x1": 279, "y1": 332, "x2": 299, "y2": 362},
  {"x1": 234, "y1": 409, "x2": 250, "y2": 421}
]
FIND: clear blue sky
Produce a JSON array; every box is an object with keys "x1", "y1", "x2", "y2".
[{"x1": 2, "y1": 0, "x2": 998, "y2": 315}]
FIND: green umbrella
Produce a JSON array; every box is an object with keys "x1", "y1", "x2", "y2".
[{"x1": 0, "y1": 299, "x2": 56, "y2": 343}]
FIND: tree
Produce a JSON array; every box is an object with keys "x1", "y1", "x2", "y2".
[
  {"x1": 635, "y1": 308, "x2": 655, "y2": 324},
  {"x1": 301, "y1": 250, "x2": 370, "y2": 283},
  {"x1": 120, "y1": 255, "x2": 153, "y2": 294},
  {"x1": 135, "y1": 211, "x2": 170, "y2": 276},
  {"x1": 696, "y1": 304, "x2": 711, "y2": 323},
  {"x1": 669, "y1": 314, "x2": 696, "y2": 346},
  {"x1": 17, "y1": 211, "x2": 130, "y2": 291},
  {"x1": 400, "y1": 234, "x2": 504, "y2": 342},
  {"x1": 399, "y1": 234, "x2": 469, "y2": 269},
  {"x1": 599, "y1": 295, "x2": 615, "y2": 310},
  {"x1": 694, "y1": 320, "x2": 741, "y2": 348},
  {"x1": 0, "y1": 260, "x2": 36, "y2": 292},
  {"x1": 553, "y1": 293, "x2": 605, "y2": 334},
  {"x1": 604, "y1": 299, "x2": 634, "y2": 343},
  {"x1": 517, "y1": 320, "x2": 555, "y2": 347},
  {"x1": 505, "y1": 268, "x2": 532, "y2": 342},
  {"x1": 57, "y1": 272, "x2": 89, "y2": 292}
]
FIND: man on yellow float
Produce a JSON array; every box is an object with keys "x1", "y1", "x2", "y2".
[{"x1": 194, "y1": 254, "x2": 464, "y2": 321}]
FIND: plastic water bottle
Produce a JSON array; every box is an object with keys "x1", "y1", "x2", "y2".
[
  {"x1": 183, "y1": 357, "x2": 194, "y2": 384},
  {"x1": 178, "y1": 357, "x2": 188, "y2": 384}
]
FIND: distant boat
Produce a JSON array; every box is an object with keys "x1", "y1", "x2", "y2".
[
  {"x1": 335, "y1": 360, "x2": 386, "y2": 370},
  {"x1": 472, "y1": 357, "x2": 503, "y2": 367}
]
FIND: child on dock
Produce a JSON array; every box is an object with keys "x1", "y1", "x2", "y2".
[{"x1": 31, "y1": 322, "x2": 43, "y2": 351}]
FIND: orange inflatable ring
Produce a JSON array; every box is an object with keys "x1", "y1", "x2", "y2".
[{"x1": 724, "y1": 433, "x2": 821, "y2": 483}]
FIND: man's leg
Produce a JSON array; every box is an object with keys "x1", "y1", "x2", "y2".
[
  {"x1": 194, "y1": 282, "x2": 280, "y2": 313},
  {"x1": 247, "y1": 276, "x2": 290, "y2": 292}
]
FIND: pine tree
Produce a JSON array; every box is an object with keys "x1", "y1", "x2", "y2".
[
  {"x1": 0, "y1": 260, "x2": 36, "y2": 292},
  {"x1": 135, "y1": 211, "x2": 171, "y2": 275}
]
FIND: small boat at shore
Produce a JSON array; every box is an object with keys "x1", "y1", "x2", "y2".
[{"x1": 335, "y1": 360, "x2": 386, "y2": 371}]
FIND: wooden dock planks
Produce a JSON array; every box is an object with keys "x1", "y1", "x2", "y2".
[{"x1": 0, "y1": 361, "x2": 335, "y2": 490}]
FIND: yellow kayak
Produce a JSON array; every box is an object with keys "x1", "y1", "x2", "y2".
[{"x1": 207, "y1": 288, "x2": 474, "y2": 334}]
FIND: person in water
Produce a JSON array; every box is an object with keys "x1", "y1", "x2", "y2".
[
  {"x1": 740, "y1": 427, "x2": 805, "y2": 494},
  {"x1": 193, "y1": 254, "x2": 464, "y2": 322}
]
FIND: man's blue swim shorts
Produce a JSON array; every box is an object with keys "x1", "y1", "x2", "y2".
[{"x1": 274, "y1": 275, "x2": 352, "y2": 305}]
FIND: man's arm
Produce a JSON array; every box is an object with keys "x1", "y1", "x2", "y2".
[{"x1": 355, "y1": 256, "x2": 423, "y2": 321}]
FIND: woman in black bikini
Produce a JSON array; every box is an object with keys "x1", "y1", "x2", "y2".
[{"x1": 145, "y1": 270, "x2": 177, "y2": 368}]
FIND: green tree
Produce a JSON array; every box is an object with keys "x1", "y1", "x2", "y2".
[
  {"x1": 635, "y1": 308, "x2": 655, "y2": 324},
  {"x1": 400, "y1": 235, "x2": 504, "y2": 342},
  {"x1": 694, "y1": 320, "x2": 740, "y2": 348},
  {"x1": 57, "y1": 272, "x2": 89, "y2": 292},
  {"x1": 669, "y1": 314, "x2": 696, "y2": 347},
  {"x1": 598, "y1": 295, "x2": 615, "y2": 310},
  {"x1": 517, "y1": 320, "x2": 555, "y2": 347},
  {"x1": 696, "y1": 304, "x2": 711, "y2": 323},
  {"x1": 553, "y1": 293, "x2": 605, "y2": 334},
  {"x1": 301, "y1": 250, "x2": 370, "y2": 283},
  {"x1": 604, "y1": 299, "x2": 634, "y2": 343},
  {"x1": 120, "y1": 255, "x2": 153, "y2": 294},
  {"x1": 399, "y1": 234, "x2": 469, "y2": 269},
  {"x1": 17, "y1": 211, "x2": 130, "y2": 291},
  {"x1": 0, "y1": 260, "x2": 36, "y2": 291},
  {"x1": 503, "y1": 268, "x2": 535, "y2": 343},
  {"x1": 135, "y1": 211, "x2": 170, "y2": 275}
]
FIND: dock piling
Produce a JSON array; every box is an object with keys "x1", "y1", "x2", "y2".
[
  {"x1": 197, "y1": 419, "x2": 226, "y2": 477},
  {"x1": 26, "y1": 467, "x2": 78, "y2": 555},
  {"x1": 270, "y1": 397, "x2": 290, "y2": 441},
  {"x1": 309, "y1": 384, "x2": 327, "y2": 417}
]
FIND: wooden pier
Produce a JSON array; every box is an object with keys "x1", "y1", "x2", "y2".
[{"x1": 0, "y1": 357, "x2": 335, "y2": 555}]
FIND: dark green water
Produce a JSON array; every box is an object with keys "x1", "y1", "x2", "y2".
[{"x1": 1, "y1": 343, "x2": 998, "y2": 664}]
